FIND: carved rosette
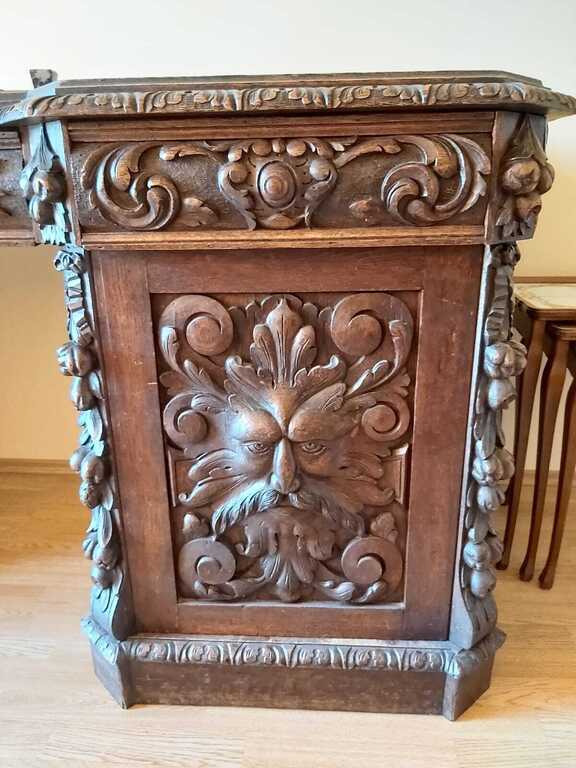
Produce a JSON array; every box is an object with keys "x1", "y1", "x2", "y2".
[
  {"x1": 496, "y1": 116, "x2": 555, "y2": 239},
  {"x1": 55, "y1": 244, "x2": 128, "y2": 637},
  {"x1": 460, "y1": 243, "x2": 526, "y2": 639},
  {"x1": 81, "y1": 134, "x2": 490, "y2": 231},
  {"x1": 158, "y1": 292, "x2": 415, "y2": 604},
  {"x1": 20, "y1": 124, "x2": 68, "y2": 243}
]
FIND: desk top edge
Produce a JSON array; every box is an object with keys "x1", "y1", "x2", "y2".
[{"x1": 0, "y1": 69, "x2": 574, "y2": 125}]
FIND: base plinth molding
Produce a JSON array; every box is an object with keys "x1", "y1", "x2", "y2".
[{"x1": 82, "y1": 618, "x2": 504, "y2": 719}]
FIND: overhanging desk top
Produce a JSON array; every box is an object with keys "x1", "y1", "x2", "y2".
[
  {"x1": 1, "y1": 70, "x2": 575, "y2": 123},
  {"x1": 1, "y1": 70, "x2": 574, "y2": 718}
]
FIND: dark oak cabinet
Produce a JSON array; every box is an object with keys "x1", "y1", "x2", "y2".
[{"x1": 1, "y1": 70, "x2": 574, "y2": 718}]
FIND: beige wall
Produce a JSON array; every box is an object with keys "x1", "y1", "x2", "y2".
[{"x1": 0, "y1": 0, "x2": 575, "y2": 463}]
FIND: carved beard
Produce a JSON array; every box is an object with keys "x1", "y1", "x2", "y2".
[
  {"x1": 211, "y1": 480, "x2": 367, "y2": 542},
  {"x1": 181, "y1": 412, "x2": 395, "y2": 536}
]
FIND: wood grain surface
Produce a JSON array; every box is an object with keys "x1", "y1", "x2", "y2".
[{"x1": 1, "y1": 472, "x2": 575, "y2": 767}]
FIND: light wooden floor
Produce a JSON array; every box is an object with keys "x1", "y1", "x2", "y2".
[{"x1": 1, "y1": 473, "x2": 575, "y2": 767}]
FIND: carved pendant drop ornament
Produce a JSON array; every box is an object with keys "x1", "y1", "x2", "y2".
[{"x1": 157, "y1": 292, "x2": 414, "y2": 605}]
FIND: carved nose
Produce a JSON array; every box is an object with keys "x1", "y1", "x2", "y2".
[{"x1": 271, "y1": 438, "x2": 299, "y2": 494}]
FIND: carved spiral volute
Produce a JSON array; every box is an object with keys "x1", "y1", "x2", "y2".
[
  {"x1": 178, "y1": 538, "x2": 236, "y2": 591},
  {"x1": 341, "y1": 536, "x2": 403, "y2": 592}
]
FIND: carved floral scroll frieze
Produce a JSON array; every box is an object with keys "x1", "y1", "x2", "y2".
[
  {"x1": 157, "y1": 292, "x2": 415, "y2": 604},
  {"x1": 496, "y1": 116, "x2": 555, "y2": 239},
  {"x1": 55, "y1": 244, "x2": 128, "y2": 638},
  {"x1": 80, "y1": 134, "x2": 490, "y2": 232},
  {"x1": 459, "y1": 243, "x2": 526, "y2": 641}
]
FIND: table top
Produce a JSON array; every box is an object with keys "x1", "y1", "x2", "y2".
[
  {"x1": 515, "y1": 284, "x2": 576, "y2": 317},
  {"x1": 1, "y1": 69, "x2": 574, "y2": 125}
]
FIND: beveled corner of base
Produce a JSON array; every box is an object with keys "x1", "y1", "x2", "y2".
[
  {"x1": 81, "y1": 616, "x2": 134, "y2": 708},
  {"x1": 443, "y1": 627, "x2": 506, "y2": 720}
]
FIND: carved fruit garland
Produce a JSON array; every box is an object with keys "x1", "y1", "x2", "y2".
[
  {"x1": 20, "y1": 124, "x2": 69, "y2": 243},
  {"x1": 54, "y1": 245, "x2": 123, "y2": 621},
  {"x1": 81, "y1": 134, "x2": 490, "y2": 231},
  {"x1": 158, "y1": 292, "x2": 414, "y2": 604},
  {"x1": 461, "y1": 243, "x2": 526, "y2": 632},
  {"x1": 496, "y1": 116, "x2": 555, "y2": 239}
]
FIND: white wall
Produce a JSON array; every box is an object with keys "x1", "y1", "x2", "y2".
[{"x1": 0, "y1": 0, "x2": 575, "y2": 461}]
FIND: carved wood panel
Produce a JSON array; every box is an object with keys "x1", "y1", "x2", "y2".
[
  {"x1": 154, "y1": 291, "x2": 417, "y2": 605},
  {"x1": 71, "y1": 133, "x2": 491, "y2": 233}
]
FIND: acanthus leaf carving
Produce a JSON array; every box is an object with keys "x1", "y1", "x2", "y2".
[
  {"x1": 158, "y1": 292, "x2": 415, "y2": 605},
  {"x1": 81, "y1": 133, "x2": 490, "y2": 232},
  {"x1": 352, "y1": 134, "x2": 490, "y2": 226},
  {"x1": 80, "y1": 142, "x2": 217, "y2": 231}
]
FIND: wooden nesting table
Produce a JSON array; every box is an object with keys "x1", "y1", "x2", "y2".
[
  {"x1": 500, "y1": 284, "x2": 576, "y2": 587},
  {"x1": 0, "y1": 69, "x2": 574, "y2": 719}
]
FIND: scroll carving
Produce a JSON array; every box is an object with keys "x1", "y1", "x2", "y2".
[
  {"x1": 80, "y1": 142, "x2": 217, "y2": 230},
  {"x1": 157, "y1": 292, "x2": 415, "y2": 604},
  {"x1": 458, "y1": 243, "x2": 526, "y2": 643},
  {"x1": 81, "y1": 134, "x2": 490, "y2": 231},
  {"x1": 55, "y1": 244, "x2": 130, "y2": 638},
  {"x1": 350, "y1": 135, "x2": 490, "y2": 225},
  {"x1": 496, "y1": 116, "x2": 554, "y2": 239},
  {"x1": 20, "y1": 124, "x2": 68, "y2": 243}
]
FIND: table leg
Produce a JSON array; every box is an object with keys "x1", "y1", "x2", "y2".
[
  {"x1": 498, "y1": 318, "x2": 545, "y2": 570},
  {"x1": 539, "y1": 376, "x2": 576, "y2": 589},
  {"x1": 520, "y1": 337, "x2": 568, "y2": 581}
]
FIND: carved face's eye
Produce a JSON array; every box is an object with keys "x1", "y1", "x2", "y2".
[
  {"x1": 299, "y1": 441, "x2": 326, "y2": 455},
  {"x1": 245, "y1": 441, "x2": 273, "y2": 455}
]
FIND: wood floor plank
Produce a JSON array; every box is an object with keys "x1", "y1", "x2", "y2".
[{"x1": 0, "y1": 474, "x2": 575, "y2": 767}]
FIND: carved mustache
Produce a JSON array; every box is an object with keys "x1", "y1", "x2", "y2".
[{"x1": 211, "y1": 481, "x2": 363, "y2": 537}]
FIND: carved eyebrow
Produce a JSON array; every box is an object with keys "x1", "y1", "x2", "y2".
[{"x1": 229, "y1": 412, "x2": 282, "y2": 443}]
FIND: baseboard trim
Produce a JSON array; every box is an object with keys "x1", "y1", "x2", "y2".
[{"x1": 0, "y1": 458, "x2": 73, "y2": 475}]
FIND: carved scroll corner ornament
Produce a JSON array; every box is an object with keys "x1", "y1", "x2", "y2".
[
  {"x1": 349, "y1": 134, "x2": 491, "y2": 227},
  {"x1": 158, "y1": 292, "x2": 415, "y2": 605},
  {"x1": 460, "y1": 243, "x2": 526, "y2": 636},
  {"x1": 20, "y1": 124, "x2": 69, "y2": 243},
  {"x1": 54, "y1": 244, "x2": 126, "y2": 633},
  {"x1": 80, "y1": 142, "x2": 218, "y2": 231},
  {"x1": 496, "y1": 116, "x2": 555, "y2": 239}
]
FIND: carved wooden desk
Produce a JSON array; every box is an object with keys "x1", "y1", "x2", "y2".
[{"x1": 1, "y1": 70, "x2": 574, "y2": 719}]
